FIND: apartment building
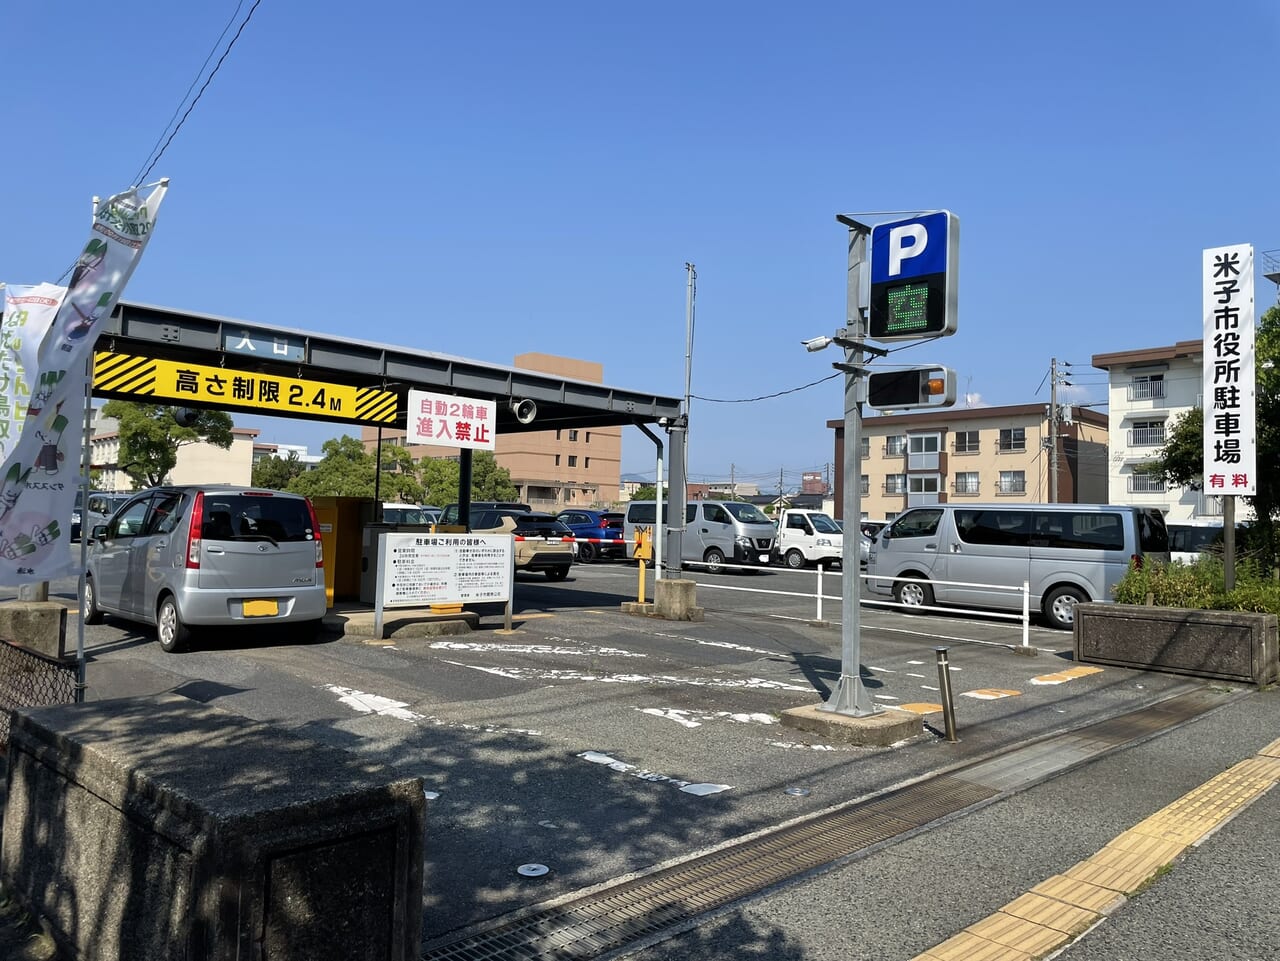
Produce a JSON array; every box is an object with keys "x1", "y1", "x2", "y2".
[
  {"x1": 91, "y1": 413, "x2": 259, "y2": 490},
  {"x1": 1091, "y1": 339, "x2": 1219, "y2": 522},
  {"x1": 827, "y1": 403, "x2": 1108, "y2": 522},
  {"x1": 361, "y1": 353, "x2": 622, "y2": 512}
]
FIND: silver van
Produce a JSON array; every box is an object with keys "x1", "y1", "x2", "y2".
[
  {"x1": 624, "y1": 499, "x2": 775, "y2": 573},
  {"x1": 868, "y1": 503, "x2": 1169, "y2": 629},
  {"x1": 84, "y1": 485, "x2": 328, "y2": 653}
]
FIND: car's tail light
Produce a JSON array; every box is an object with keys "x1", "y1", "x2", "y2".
[
  {"x1": 307, "y1": 499, "x2": 324, "y2": 569},
  {"x1": 186, "y1": 491, "x2": 205, "y2": 569}
]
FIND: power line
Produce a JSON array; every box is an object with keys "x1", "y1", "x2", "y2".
[
  {"x1": 133, "y1": 0, "x2": 265, "y2": 186},
  {"x1": 692, "y1": 370, "x2": 840, "y2": 404}
]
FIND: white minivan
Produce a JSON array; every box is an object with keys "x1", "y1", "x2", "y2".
[
  {"x1": 868, "y1": 503, "x2": 1170, "y2": 629},
  {"x1": 624, "y1": 500, "x2": 775, "y2": 573}
]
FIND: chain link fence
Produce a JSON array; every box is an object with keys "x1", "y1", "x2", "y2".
[{"x1": 0, "y1": 640, "x2": 79, "y2": 752}]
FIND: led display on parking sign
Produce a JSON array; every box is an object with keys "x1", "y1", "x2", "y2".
[{"x1": 869, "y1": 211, "x2": 959, "y2": 342}]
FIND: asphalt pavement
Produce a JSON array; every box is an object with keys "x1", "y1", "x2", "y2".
[{"x1": 3, "y1": 557, "x2": 1278, "y2": 959}]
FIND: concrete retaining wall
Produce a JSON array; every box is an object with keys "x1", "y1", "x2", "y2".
[
  {"x1": 1, "y1": 694, "x2": 425, "y2": 961},
  {"x1": 1074, "y1": 603, "x2": 1279, "y2": 686}
]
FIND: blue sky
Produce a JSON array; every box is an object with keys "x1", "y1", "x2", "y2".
[{"x1": 5, "y1": 1, "x2": 1278, "y2": 492}]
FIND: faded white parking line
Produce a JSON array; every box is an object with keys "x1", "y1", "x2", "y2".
[
  {"x1": 324, "y1": 685, "x2": 425, "y2": 721},
  {"x1": 578, "y1": 751, "x2": 732, "y2": 795},
  {"x1": 430, "y1": 641, "x2": 645, "y2": 657},
  {"x1": 636, "y1": 708, "x2": 778, "y2": 728},
  {"x1": 442, "y1": 661, "x2": 813, "y2": 692}
]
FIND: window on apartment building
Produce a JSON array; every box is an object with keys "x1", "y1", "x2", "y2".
[
  {"x1": 569, "y1": 430, "x2": 579, "y2": 441},
  {"x1": 585, "y1": 432, "x2": 591, "y2": 443},
  {"x1": 885, "y1": 435, "x2": 906, "y2": 457},
  {"x1": 998, "y1": 428, "x2": 1025, "y2": 452},
  {"x1": 907, "y1": 475, "x2": 941, "y2": 506},
  {"x1": 555, "y1": 430, "x2": 562, "y2": 441},
  {"x1": 884, "y1": 474, "x2": 906, "y2": 495},
  {"x1": 860, "y1": 474, "x2": 869, "y2": 495},
  {"x1": 908, "y1": 433, "x2": 941, "y2": 470},
  {"x1": 1129, "y1": 420, "x2": 1166, "y2": 447},
  {"x1": 1129, "y1": 372, "x2": 1166, "y2": 401},
  {"x1": 953, "y1": 471, "x2": 980, "y2": 495},
  {"x1": 554, "y1": 454, "x2": 561, "y2": 467},
  {"x1": 584, "y1": 457, "x2": 590, "y2": 469},
  {"x1": 954, "y1": 430, "x2": 979, "y2": 453},
  {"x1": 997, "y1": 470, "x2": 1026, "y2": 494},
  {"x1": 860, "y1": 437, "x2": 870, "y2": 458},
  {"x1": 568, "y1": 455, "x2": 577, "y2": 468},
  {"x1": 1128, "y1": 472, "x2": 1166, "y2": 493}
]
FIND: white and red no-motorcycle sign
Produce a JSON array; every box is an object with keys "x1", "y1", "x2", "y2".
[{"x1": 406, "y1": 389, "x2": 496, "y2": 451}]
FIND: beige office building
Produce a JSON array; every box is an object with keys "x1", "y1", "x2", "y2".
[
  {"x1": 91, "y1": 421, "x2": 258, "y2": 491},
  {"x1": 828, "y1": 403, "x2": 1109, "y2": 522},
  {"x1": 361, "y1": 353, "x2": 622, "y2": 512}
]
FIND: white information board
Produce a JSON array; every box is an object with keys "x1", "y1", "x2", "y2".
[{"x1": 373, "y1": 532, "x2": 514, "y2": 638}]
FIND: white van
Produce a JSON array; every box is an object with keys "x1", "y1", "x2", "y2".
[
  {"x1": 624, "y1": 500, "x2": 775, "y2": 573},
  {"x1": 1166, "y1": 519, "x2": 1224, "y2": 565},
  {"x1": 381, "y1": 503, "x2": 433, "y2": 525},
  {"x1": 774, "y1": 508, "x2": 843, "y2": 569},
  {"x1": 868, "y1": 503, "x2": 1170, "y2": 629}
]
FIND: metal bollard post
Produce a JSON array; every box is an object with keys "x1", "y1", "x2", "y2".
[
  {"x1": 935, "y1": 646, "x2": 958, "y2": 742},
  {"x1": 815, "y1": 564, "x2": 823, "y2": 622}
]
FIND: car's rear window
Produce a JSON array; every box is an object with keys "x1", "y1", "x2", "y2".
[
  {"x1": 512, "y1": 516, "x2": 572, "y2": 537},
  {"x1": 202, "y1": 494, "x2": 315, "y2": 542}
]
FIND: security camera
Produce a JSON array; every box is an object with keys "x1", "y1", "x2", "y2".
[
  {"x1": 802, "y1": 336, "x2": 833, "y2": 353},
  {"x1": 173, "y1": 407, "x2": 199, "y2": 428},
  {"x1": 658, "y1": 416, "x2": 670, "y2": 428},
  {"x1": 510, "y1": 398, "x2": 537, "y2": 424}
]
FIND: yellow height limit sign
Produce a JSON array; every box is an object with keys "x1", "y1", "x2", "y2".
[
  {"x1": 93, "y1": 352, "x2": 398, "y2": 424},
  {"x1": 633, "y1": 525, "x2": 652, "y2": 603}
]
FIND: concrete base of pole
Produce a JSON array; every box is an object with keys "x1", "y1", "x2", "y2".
[
  {"x1": 620, "y1": 577, "x2": 705, "y2": 621},
  {"x1": 1011, "y1": 645, "x2": 1041, "y2": 657},
  {"x1": 780, "y1": 703, "x2": 921, "y2": 748}
]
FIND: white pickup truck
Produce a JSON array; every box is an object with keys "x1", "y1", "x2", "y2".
[{"x1": 774, "y1": 509, "x2": 844, "y2": 569}]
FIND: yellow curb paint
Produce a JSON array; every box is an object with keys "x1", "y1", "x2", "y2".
[
  {"x1": 914, "y1": 740, "x2": 1280, "y2": 960},
  {"x1": 960, "y1": 688, "x2": 1022, "y2": 700},
  {"x1": 1030, "y1": 665, "x2": 1104, "y2": 685},
  {"x1": 897, "y1": 702, "x2": 944, "y2": 715}
]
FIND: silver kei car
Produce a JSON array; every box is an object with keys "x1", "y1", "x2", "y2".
[{"x1": 83, "y1": 485, "x2": 328, "y2": 653}]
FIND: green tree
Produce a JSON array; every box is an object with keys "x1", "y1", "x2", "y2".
[
  {"x1": 420, "y1": 456, "x2": 460, "y2": 506},
  {"x1": 100, "y1": 401, "x2": 234, "y2": 489},
  {"x1": 286, "y1": 435, "x2": 376, "y2": 498},
  {"x1": 471, "y1": 450, "x2": 518, "y2": 500},
  {"x1": 1141, "y1": 303, "x2": 1280, "y2": 563},
  {"x1": 629, "y1": 485, "x2": 668, "y2": 501},
  {"x1": 251, "y1": 451, "x2": 308, "y2": 490},
  {"x1": 377, "y1": 445, "x2": 426, "y2": 503}
]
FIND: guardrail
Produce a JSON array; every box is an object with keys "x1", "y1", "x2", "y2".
[
  {"x1": 679, "y1": 560, "x2": 1033, "y2": 649},
  {"x1": 0, "y1": 640, "x2": 79, "y2": 752}
]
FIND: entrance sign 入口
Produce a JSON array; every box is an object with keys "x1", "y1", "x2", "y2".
[
  {"x1": 1202, "y1": 244, "x2": 1256, "y2": 496},
  {"x1": 868, "y1": 211, "x2": 959, "y2": 342},
  {"x1": 406, "y1": 389, "x2": 496, "y2": 451},
  {"x1": 373, "y1": 532, "x2": 514, "y2": 638}
]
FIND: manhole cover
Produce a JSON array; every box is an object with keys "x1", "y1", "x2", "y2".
[{"x1": 517, "y1": 863, "x2": 550, "y2": 878}]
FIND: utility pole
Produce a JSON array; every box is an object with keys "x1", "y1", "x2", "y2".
[
  {"x1": 730, "y1": 462, "x2": 736, "y2": 498},
  {"x1": 1049, "y1": 358, "x2": 1060, "y2": 503}
]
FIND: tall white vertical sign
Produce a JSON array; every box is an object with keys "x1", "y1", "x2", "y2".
[{"x1": 1202, "y1": 244, "x2": 1256, "y2": 496}]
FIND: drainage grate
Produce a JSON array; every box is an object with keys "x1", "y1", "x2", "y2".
[{"x1": 421, "y1": 687, "x2": 1233, "y2": 961}]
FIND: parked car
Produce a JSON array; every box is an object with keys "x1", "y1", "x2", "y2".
[
  {"x1": 468, "y1": 509, "x2": 573, "y2": 579},
  {"x1": 438, "y1": 501, "x2": 531, "y2": 527},
  {"x1": 381, "y1": 503, "x2": 433, "y2": 525},
  {"x1": 420, "y1": 505, "x2": 443, "y2": 525},
  {"x1": 82, "y1": 491, "x2": 131, "y2": 539},
  {"x1": 556, "y1": 509, "x2": 626, "y2": 562},
  {"x1": 83, "y1": 485, "x2": 327, "y2": 653}
]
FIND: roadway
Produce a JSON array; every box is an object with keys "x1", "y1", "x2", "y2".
[{"x1": 4, "y1": 556, "x2": 1276, "y2": 958}]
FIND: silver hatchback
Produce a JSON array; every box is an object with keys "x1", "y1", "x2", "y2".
[{"x1": 83, "y1": 485, "x2": 327, "y2": 652}]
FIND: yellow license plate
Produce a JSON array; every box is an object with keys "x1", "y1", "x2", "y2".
[{"x1": 243, "y1": 599, "x2": 279, "y2": 617}]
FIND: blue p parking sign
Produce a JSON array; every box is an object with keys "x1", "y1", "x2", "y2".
[{"x1": 868, "y1": 211, "x2": 959, "y2": 342}]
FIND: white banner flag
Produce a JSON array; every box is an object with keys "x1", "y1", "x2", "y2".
[
  {"x1": 1202, "y1": 244, "x2": 1256, "y2": 497},
  {"x1": 0, "y1": 181, "x2": 168, "y2": 584},
  {"x1": 0, "y1": 283, "x2": 67, "y2": 462}
]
